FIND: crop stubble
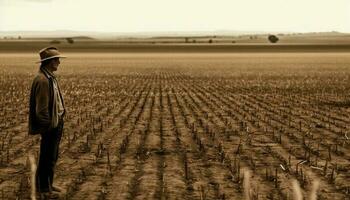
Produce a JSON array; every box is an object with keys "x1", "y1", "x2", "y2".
[{"x1": 0, "y1": 52, "x2": 350, "y2": 199}]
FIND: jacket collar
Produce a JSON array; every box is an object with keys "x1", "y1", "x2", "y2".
[{"x1": 40, "y1": 67, "x2": 56, "y2": 79}]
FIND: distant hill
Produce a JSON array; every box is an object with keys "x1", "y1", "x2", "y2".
[
  {"x1": 24, "y1": 36, "x2": 96, "y2": 41},
  {"x1": 0, "y1": 30, "x2": 272, "y2": 39},
  {"x1": 0, "y1": 31, "x2": 98, "y2": 40},
  {"x1": 0, "y1": 30, "x2": 349, "y2": 42}
]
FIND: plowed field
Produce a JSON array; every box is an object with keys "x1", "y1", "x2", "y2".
[{"x1": 0, "y1": 52, "x2": 349, "y2": 199}]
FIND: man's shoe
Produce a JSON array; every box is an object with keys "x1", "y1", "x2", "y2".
[
  {"x1": 38, "y1": 192, "x2": 60, "y2": 199},
  {"x1": 51, "y1": 185, "x2": 63, "y2": 192}
]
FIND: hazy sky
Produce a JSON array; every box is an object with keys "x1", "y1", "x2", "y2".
[{"x1": 0, "y1": 0, "x2": 349, "y2": 33}]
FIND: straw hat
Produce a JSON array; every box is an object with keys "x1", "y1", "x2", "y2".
[{"x1": 36, "y1": 46, "x2": 66, "y2": 63}]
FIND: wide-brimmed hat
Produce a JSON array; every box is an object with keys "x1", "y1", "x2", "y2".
[{"x1": 36, "y1": 46, "x2": 66, "y2": 63}]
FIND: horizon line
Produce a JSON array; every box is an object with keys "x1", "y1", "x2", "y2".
[{"x1": 0, "y1": 29, "x2": 348, "y2": 34}]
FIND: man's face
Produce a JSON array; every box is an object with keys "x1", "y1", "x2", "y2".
[{"x1": 50, "y1": 58, "x2": 60, "y2": 71}]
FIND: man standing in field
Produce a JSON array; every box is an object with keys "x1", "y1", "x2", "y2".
[{"x1": 28, "y1": 46, "x2": 66, "y2": 198}]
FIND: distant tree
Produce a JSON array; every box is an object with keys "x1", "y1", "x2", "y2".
[
  {"x1": 50, "y1": 40, "x2": 61, "y2": 44},
  {"x1": 268, "y1": 35, "x2": 279, "y2": 43},
  {"x1": 66, "y1": 38, "x2": 74, "y2": 44},
  {"x1": 185, "y1": 37, "x2": 189, "y2": 43},
  {"x1": 232, "y1": 41, "x2": 236, "y2": 43},
  {"x1": 209, "y1": 39, "x2": 213, "y2": 43},
  {"x1": 18, "y1": 36, "x2": 21, "y2": 40},
  {"x1": 192, "y1": 39, "x2": 196, "y2": 43}
]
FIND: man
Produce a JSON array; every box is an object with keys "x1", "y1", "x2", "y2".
[{"x1": 29, "y1": 46, "x2": 66, "y2": 198}]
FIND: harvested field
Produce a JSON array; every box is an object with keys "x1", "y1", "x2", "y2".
[
  {"x1": 1, "y1": 41, "x2": 350, "y2": 53},
  {"x1": 0, "y1": 51, "x2": 350, "y2": 199}
]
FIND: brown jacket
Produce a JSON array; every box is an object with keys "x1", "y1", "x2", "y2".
[{"x1": 28, "y1": 68, "x2": 65, "y2": 135}]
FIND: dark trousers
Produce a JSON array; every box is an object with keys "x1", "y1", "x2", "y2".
[{"x1": 36, "y1": 119, "x2": 63, "y2": 192}]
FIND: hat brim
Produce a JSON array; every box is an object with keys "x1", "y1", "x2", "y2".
[{"x1": 36, "y1": 55, "x2": 67, "y2": 63}]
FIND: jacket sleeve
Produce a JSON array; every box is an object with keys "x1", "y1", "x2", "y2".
[{"x1": 34, "y1": 78, "x2": 51, "y2": 128}]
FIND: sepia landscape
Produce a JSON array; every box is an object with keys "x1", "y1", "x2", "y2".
[{"x1": 0, "y1": 32, "x2": 350, "y2": 199}]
